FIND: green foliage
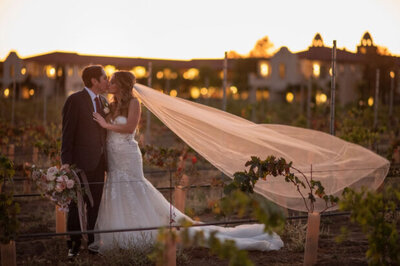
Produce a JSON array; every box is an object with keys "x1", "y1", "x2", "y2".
[
  {"x1": 339, "y1": 186, "x2": 400, "y2": 265},
  {"x1": 337, "y1": 107, "x2": 385, "y2": 148},
  {"x1": 225, "y1": 155, "x2": 339, "y2": 213},
  {"x1": 34, "y1": 123, "x2": 62, "y2": 166},
  {"x1": 0, "y1": 154, "x2": 20, "y2": 244}
]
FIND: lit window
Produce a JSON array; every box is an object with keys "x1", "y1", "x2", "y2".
[
  {"x1": 279, "y1": 64, "x2": 285, "y2": 79},
  {"x1": 46, "y1": 65, "x2": 56, "y2": 78},
  {"x1": 259, "y1": 61, "x2": 270, "y2": 77},
  {"x1": 156, "y1": 71, "x2": 164, "y2": 79},
  {"x1": 286, "y1": 92, "x2": 294, "y2": 103},
  {"x1": 190, "y1": 87, "x2": 200, "y2": 99},
  {"x1": 169, "y1": 89, "x2": 177, "y2": 97},
  {"x1": 4, "y1": 88, "x2": 10, "y2": 98},
  {"x1": 368, "y1": 97, "x2": 374, "y2": 106},
  {"x1": 230, "y1": 86, "x2": 238, "y2": 94},
  {"x1": 21, "y1": 67, "x2": 27, "y2": 75},
  {"x1": 313, "y1": 63, "x2": 320, "y2": 77},
  {"x1": 104, "y1": 65, "x2": 116, "y2": 76},
  {"x1": 131, "y1": 66, "x2": 146, "y2": 79}
]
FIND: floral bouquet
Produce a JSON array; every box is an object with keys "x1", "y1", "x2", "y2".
[{"x1": 31, "y1": 164, "x2": 82, "y2": 212}]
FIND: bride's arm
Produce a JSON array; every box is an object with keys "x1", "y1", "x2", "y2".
[{"x1": 93, "y1": 98, "x2": 141, "y2": 134}]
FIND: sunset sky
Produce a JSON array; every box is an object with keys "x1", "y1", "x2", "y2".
[{"x1": 0, "y1": 0, "x2": 399, "y2": 60}]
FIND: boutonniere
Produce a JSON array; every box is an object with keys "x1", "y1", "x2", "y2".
[{"x1": 100, "y1": 96, "x2": 110, "y2": 115}]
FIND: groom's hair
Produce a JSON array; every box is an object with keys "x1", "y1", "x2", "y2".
[{"x1": 82, "y1": 65, "x2": 104, "y2": 88}]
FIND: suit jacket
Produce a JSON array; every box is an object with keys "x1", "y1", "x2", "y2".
[{"x1": 61, "y1": 89, "x2": 108, "y2": 175}]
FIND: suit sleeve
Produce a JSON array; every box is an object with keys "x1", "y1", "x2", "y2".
[{"x1": 61, "y1": 95, "x2": 79, "y2": 165}]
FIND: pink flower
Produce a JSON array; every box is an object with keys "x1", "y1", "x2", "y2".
[
  {"x1": 55, "y1": 182, "x2": 66, "y2": 192},
  {"x1": 66, "y1": 179, "x2": 75, "y2": 189},
  {"x1": 56, "y1": 176, "x2": 64, "y2": 183},
  {"x1": 46, "y1": 167, "x2": 58, "y2": 181}
]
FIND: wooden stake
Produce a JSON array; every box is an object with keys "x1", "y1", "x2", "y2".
[
  {"x1": 1, "y1": 240, "x2": 16, "y2": 266},
  {"x1": 330, "y1": 40, "x2": 337, "y2": 136},
  {"x1": 174, "y1": 174, "x2": 189, "y2": 213},
  {"x1": 222, "y1": 52, "x2": 228, "y2": 111},
  {"x1": 55, "y1": 206, "x2": 66, "y2": 234},
  {"x1": 160, "y1": 231, "x2": 176, "y2": 266},
  {"x1": 304, "y1": 212, "x2": 321, "y2": 266}
]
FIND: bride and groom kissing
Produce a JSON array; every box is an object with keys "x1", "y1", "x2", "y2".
[{"x1": 61, "y1": 65, "x2": 283, "y2": 258}]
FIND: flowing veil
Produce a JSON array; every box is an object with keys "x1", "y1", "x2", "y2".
[{"x1": 133, "y1": 83, "x2": 390, "y2": 212}]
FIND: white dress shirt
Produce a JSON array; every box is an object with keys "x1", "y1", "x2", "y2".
[{"x1": 85, "y1": 87, "x2": 99, "y2": 112}]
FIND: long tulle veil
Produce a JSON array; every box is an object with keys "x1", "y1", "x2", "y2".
[{"x1": 133, "y1": 83, "x2": 390, "y2": 212}]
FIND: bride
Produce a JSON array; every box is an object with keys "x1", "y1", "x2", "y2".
[{"x1": 91, "y1": 70, "x2": 283, "y2": 254}]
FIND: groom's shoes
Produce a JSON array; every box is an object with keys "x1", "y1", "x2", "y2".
[
  {"x1": 67, "y1": 240, "x2": 81, "y2": 259},
  {"x1": 67, "y1": 248, "x2": 79, "y2": 259}
]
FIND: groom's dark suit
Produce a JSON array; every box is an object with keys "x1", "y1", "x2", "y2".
[{"x1": 61, "y1": 88, "x2": 107, "y2": 251}]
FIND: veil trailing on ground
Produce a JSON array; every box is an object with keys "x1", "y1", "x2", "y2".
[{"x1": 133, "y1": 84, "x2": 390, "y2": 212}]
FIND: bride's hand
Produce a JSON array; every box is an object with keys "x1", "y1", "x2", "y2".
[{"x1": 93, "y1": 112, "x2": 108, "y2": 128}]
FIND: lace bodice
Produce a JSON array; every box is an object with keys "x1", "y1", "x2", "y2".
[{"x1": 106, "y1": 116, "x2": 137, "y2": 146}]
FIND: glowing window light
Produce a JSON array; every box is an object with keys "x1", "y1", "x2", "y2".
[
  {"x1": 183, "y1": 68, "x2": 199, "y2": 80},
  {"x1": 46, "y1": 65, "x2": 56, "y2": 78},
  {"x1": 163, "y1": 68, "x2": 171, "y2": 79},
  {"x1": 240, "y1": 91, "x2": 248, "y2": 100},
  {"x1": 131, "y1": 66, "x2": 146, "y2": 79},
  {"x1": 190, "y1": 87, "x2": 200, "y2": 99},
  {"x1": 315, "y1": 92, "x2": 327, "y2": 105},
  {"x1": 368, "y1": 97, "x2": 374, "y2": 106},
  {"x1": 22, "y1": 87, "x2": 30, "y2": 99},
  {"x1": 170, "y1": 72, "x2": 178, "y2": 79},
  {"x1": 313, "y1": 63, "x2": 320, "y2": 77},
  {"x1": 4, "y1": 88, "x2": 10, "y2": 98},
  {"x1": 68, "y1": 68, "x2": 73, "y2": 76},
  {"x1": 286, "y1": 92, "x2": 294, "y2": 103},
  {"x1": 329, "y1": 67, "x2": 332, "y2": 76},
  {"x1": 259, "y1": 62, "x2": 270, "y2": 77},
  {"x1": 21, "y1": 67, "x2": 26, "y2": 75},
  {"x1": 200, "y1": 87, "x2": 208, "y2": 96},
  {"x1": 230, "y1": 86, "x2": 238, "y2": 94},
  {"x1": 319, "y1": 93, "x2": 327, "y2": 103},
  {"x1": 104, "y1": 65, "x2": 116, "y2": 77},
  {"x1": 57, "y1": 68, "x2": 63, "y2": 77},
  {"x1": 29, "y1": 89, "x2": 35, "y2": 96},
  {"x1": 279, "y1": 63, "x2": 286, "y2": 79},
  {"x1": 170, "y1": 89, "x2": 177, "y2": 97},
  {"x1": 390, "y1": 71, "x2": 395, "y2": 79},
  {"x1": 219, "y1": 71, "x2": 224, "y2": 80},
  {"x1": 263, "y1": 91, "x2": 270, "y2": 99},
  {"x1": 156, "y1": 71, "x2": 164, "y2": 79}
]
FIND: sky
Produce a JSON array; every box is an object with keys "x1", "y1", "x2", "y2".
[{"x1": 0, "y1": 0, "x2": 399, "y2": 61}]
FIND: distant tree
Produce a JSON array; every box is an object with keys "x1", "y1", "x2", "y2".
[
  {"x1": 248, "y1": 36, "x2": 274, "y2": 58},
  {"x1": 227, "y1": 50, "x2": 243, "y2": 59},
  {"x1": 377, "y1": 46, "x2": 392, "y2": 56}
]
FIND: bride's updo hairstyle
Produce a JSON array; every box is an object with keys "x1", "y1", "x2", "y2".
[{"x1": 110, "y1": 71, "x2": 136, "y2": 119}]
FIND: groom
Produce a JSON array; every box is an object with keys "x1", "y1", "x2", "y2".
[{"x1": 61, "y1": 65, "x2": 109, "y2": 258}]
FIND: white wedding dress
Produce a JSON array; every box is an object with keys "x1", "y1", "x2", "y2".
[{"x1": 91, "y1": 116, "x2": 283, "y2": 253}]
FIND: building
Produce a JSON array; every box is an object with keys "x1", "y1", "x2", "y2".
[{"x1": 1, "y1": 32, "x2": 399, "y2": 105}]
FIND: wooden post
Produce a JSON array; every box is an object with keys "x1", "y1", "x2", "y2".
[
  {"x1": 389, "y1": 71, "x2": 395, "y2": 119},
  {"x1": 174, "y1": 174, "x2": 189, "y2": 213},
  {"x1": 55, "y1": 206, "x2": 66, "y2": 234},
  {"x1": 1, "y1": 241, "x2": 17, "y2": 266},
  {"x1": 373, "y1": 69, "x2": 380, "y2": 129},
  {"x1": 160, "y1": 230, "x2": 176, "y2": 266},
  {"x1": 222, "y1": 52, "x2": 228, "y2": 111},
  {"x1": 330, "y1": 40, "x2": 337, "y2": 136},
  {"x1": 303, "y1": 212, "x2": 321, "y2": 266},
  {"x1": 8, "y1": 144, "x2": 15, "y2": 162}
]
